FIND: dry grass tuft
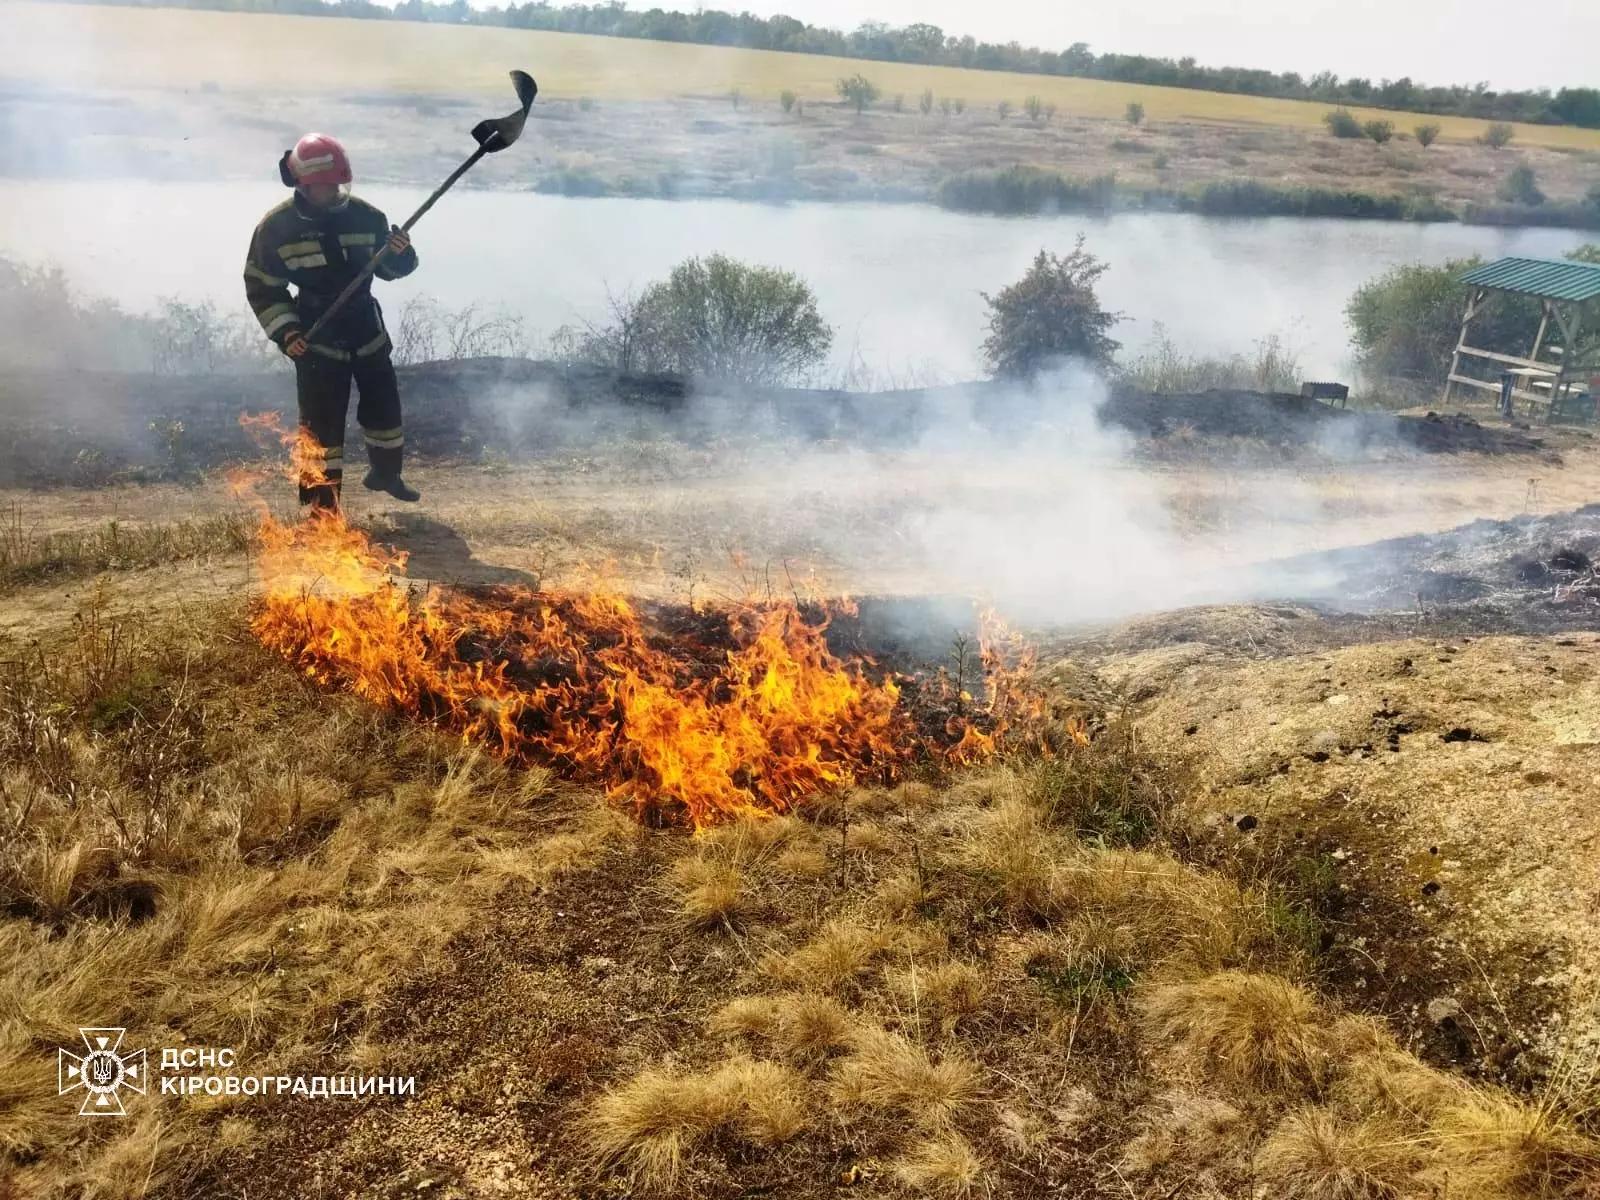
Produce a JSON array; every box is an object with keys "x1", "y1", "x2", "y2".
[
  {"x1": 1328, "y1": 1016, "x2": 1457, "y2": 1122},
  {"x1": 1140, "y1": 970, "x2": 1333, "y2": 1096},
  {"x1": 1431, "y1": 1088, "x2": 1600, "y2": 1199},
  {"x1": 955, "y1": 787, "x2": 1069, "y2": 918},
  {"x1": 674, "y1": 860, "x2": 746, "y2": 930},
  {"x1": 772, "y1": 842, "x2": 829, "y2": 877},
  {"x1": 1258, "y1": 1107, "x2": 1418, "y2": 1199},
  {"x1": 829, "y1": 1026, "x2": 981, "y2": 1129},
  {"x1": 765, "y1": 919, "x2": 891, "y2": 992},
  {"x1": 890, "y1": 959, "x2": 987, "y2": 1029},
  {"x1": 892, "y1": 1131, "x2": 985, "y2": 1195},
  {"x1": 584, "y1": 1057, "x2": 810, "y2": 1189},
  {"x1": 710, "y1": 991, "x2": 856, "y2": 1062}
]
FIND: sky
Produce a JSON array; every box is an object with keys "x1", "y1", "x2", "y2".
[{"x1": 460, "y1": 0, "x2": 1597, "y2": 92}]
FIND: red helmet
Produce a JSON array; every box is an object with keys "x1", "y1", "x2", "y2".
[{"x1": 278, "y1": 133, "x2": 353, "y2": 187}]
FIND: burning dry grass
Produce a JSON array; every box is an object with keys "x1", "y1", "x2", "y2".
[{"x1": 243, "y1": 511, "x2": 1031, "y2": 829}]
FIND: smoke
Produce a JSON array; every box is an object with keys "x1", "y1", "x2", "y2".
[{"x1": 467, "y1": 360, "x2": 1428, "y2": 629}]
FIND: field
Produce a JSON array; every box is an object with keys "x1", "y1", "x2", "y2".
[
  {"x1": 11, "y1": 1, "x2": 1600, "y2": 153},
  {"x1": 1, "y1": 364, "x2": 1598, "y2": 1196}
]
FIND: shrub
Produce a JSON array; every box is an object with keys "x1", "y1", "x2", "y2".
[
  {"x1": 836, "y1": 73, "x2": 879, "y2": 114},
  {"x1": 919, "y1": 88, "x2": 933, "y2": 115},
  {"x1": 1415, "y1": 122, "x2": 1441, "y2": 148},
  {"x1": 981, "y1": 237, "x2": 1122, "y2": 377},
  {"x1": 607, "y1": 255, "x2": 832, "y2": 386},
  {"x1": 1023, "y1": 95, "x2": 1043, "y2": 122},
  {"x1": 1344, "y1": 256, "x2": 1544, "y2": 382},
  {"x1": 1125, "y1": 101, "x2": 1145, "y2": 126},
  {"x1": 892, "y1": 93, "x2": 904, "y2": 112},
  {"x1": 779, "y1": 89, "x2": 796, "y2": 113},
  {"x1": 936, "y1": 166, "x2": 1116, "y2": 215},
  {"x1": 1362, "y1": 119, "x2": 1394, "y2": 145},
  {"x1": 997, "y1": 100, "x2": 1013, "y2": 120},
  {"x1": 1323, "y1": 108, "x2": 1363, "y2": 138},
  {"x1": 1044, "y1": 102, "x2": 1057, "y2": 121},
  {"x1": 952, "y1": 98, "x2": 966, "y2": 114},
  {"x1": 1497, "y1": 164, "x2": 1545, "y2": 205},
  {"x1": 938, "y1": 96, "x2": 952, "y2": 117},
  {"x1": 1481, "y1": 121, "x2": 1515, "y2": 148}
]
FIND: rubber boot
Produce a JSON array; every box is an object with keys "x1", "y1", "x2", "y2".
[
  {"x1": 300, "y1": 479, "x2": 342, "y2": 516},
  {"x1": 363, "y1": 444, "x2": 420, "y2": 502}
]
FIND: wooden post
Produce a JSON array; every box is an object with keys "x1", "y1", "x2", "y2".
[
  {"x1": 1444, "y1": 287, "x2": 1486, "y2": 407},
  {"x1": 1548, "y1": 302, "x2": 1581, "y2": 422},
  {"x1": 1530, "y1": 301, "x2": 1550, "y2": 364}
]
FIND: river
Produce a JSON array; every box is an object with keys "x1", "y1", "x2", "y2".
[{"x1": 0, "y1": 182, "x2": 1588, "y2": 381}]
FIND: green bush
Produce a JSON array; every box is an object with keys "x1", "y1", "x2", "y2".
[
  {"x1": 1362, "y1": 119, "x2": 1394, "y2": 145},
  {"x1": 1497, "y1": 164, "x2": 1545, "y2": 206},
  {"x1": 779, "y1": 89, "x2": 797, "y2": 113},
  {"x1": 616, "y1": 255, "x2": 832, "y2": 385},
  {"x1": 1323, "y1": 108, "x2": 1363, "y2": 138},
  {"x1": 1414, "y1": 122, "x2": 1441, "y2": 148},
  {"x1": 936, "y1": 166, "x2": 1116, "y2": 215},
  {"x1": 981, "y1": 237, "x2": 1122, "y2": 377},
  {"x1": 997, "y1": 99, "x2": 1013, "y2": 120},
  {"x1": 918, "y1": 88, "x2": 934, "y2": 115},
  {"x1": 836, "y1": 73, "x2": 879, "y2": 114},
  {"x1": 1344, "y1": 257, "x2": 1542, "y2": 382},
  {"x1": 1126, "y1": 101, "x2": 1145, "y2": 126},
  {"x1": 1481, "y1": 121, "x2": 1515, "y2": 149},
  {"x1": 1024, "y1": 95, "x2": 1044, "y2": 122}
]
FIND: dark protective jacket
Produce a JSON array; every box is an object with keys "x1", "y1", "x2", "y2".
[{"x1": 243, "y1": 193, "x2": 418, "y2": 360}]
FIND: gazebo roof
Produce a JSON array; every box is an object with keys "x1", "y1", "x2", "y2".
[{"x1": 1458, "y1": 256, "x2": 1600, "y2": 303}]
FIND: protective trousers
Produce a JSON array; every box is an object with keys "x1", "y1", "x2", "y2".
[{"x1": 293, "y1": 351, "x2": 405, "y2": 510}]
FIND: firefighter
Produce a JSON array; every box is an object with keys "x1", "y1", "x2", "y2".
[{"x1": 244, "y1": 132, "x2": 420, "y2": 511}]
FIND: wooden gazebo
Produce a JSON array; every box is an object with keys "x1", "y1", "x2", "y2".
[{"x1": 1443, "y1": 255, "x2": 1600, "y2": 421}]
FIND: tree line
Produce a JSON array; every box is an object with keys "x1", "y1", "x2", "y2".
[{"x1": 54, "y1": 0, "x2": 1600, "y2": 128}]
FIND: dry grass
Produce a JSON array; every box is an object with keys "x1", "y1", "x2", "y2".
[
  {"x1": 1257, "y1": 1108, "x2": 1418, "y2": 1200},
  {"x1": 1140, "y1": 971, "x2": 1335, "y2": 1096},
  {"x1": 0, "y1": 509, "x2": 253, "y2": 593},
  {"x1": 1431, "y1": 1089, "x2": 1600, "y2": 1198},
  {"x1": 709, "y1": 991, "x2": 855, "y2": 1062},
  {"x1": 892, "y1": 1131, "x2": 985, "y2": 1195},
  {"x1": 18, "y1": 3, "x2": 1600, "y2": 150},
  {"x1": 763, "y1": 918, "x2": 892, "y2": 992},
  {"x1": 582, "y1": 1057, "x2": 810, "y2": 1190},
  {"x1": 828, "y1": 1026, "x2": 981, "y2": 1130}
]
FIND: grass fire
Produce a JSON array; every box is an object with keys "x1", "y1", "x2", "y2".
[{"x1": 4, "y1": 3, "x2": 1600, "y2": 1196}]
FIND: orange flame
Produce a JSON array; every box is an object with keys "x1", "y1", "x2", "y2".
[{"x1": 240, "y1": 442, "x2": 1053, "y2": 826}]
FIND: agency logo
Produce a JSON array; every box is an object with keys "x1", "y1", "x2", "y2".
[{"x1": 58, "y1": 1027, "x2": 146, "y2": 1117}]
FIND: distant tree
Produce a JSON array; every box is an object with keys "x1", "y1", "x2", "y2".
[
  {"x1": 1024, "y1": 95, "x2": 1044, "y2": 122},
  {"x1": 779, "y1": 89, "x2": 797, "y2": 113},
  {"x1": 624, "y1": 255, "x2": 832, "y2": 385},
  {"x1": 919, "y1": 87, "x2": 934, "y2": 115},
  {"x1": 1323, "y1": 108, "x2": 1363, "y2": 138},
  {"x1": 836, "y1": 73, "x2": 879, "y2": 114},
  {"x1": 1414, "y1": 122, "x2": 1441, "y2": 148},
  {"x1": 1481, "y1": 121, "x2": 1515, "y2": 149},
  {"x1": 952, "y1": 97, "x2": 967, "y2": 115},
  {"x1": 981, "y1": 238, "x2": 1122, "y2": 378},
  {"x1": 1125, "y1": 101, "x2": 1145, "y2": 126},
  {"x1": 938, "y1": 96, "x2": 953, "y2": 117},
  {"x1": 997, "y1": 99, "x2": 1013, "y2": 120},
  {"x1": 1497, "y1": 164, "x2": 1545, "y2": 205},
  {"x1": 1362, "y1": 119, "x2": 1394, "y2": 144}
]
